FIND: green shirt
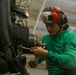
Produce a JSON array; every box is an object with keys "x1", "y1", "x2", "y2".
[{"x1": 38, "y1": 30, "x2": 76, "y2": 75}]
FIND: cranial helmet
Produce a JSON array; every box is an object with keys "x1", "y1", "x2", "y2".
[{"x1": 42, "y1": 6, "x2": 68, "y2": 27}]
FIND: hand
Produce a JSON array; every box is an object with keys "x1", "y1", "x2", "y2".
[
  {"x1": 30, "y1": 47, "x2": 48, "y2": 57},
  {"x1": 29, "y1": 59, "x2": 38, "y2": 68}
]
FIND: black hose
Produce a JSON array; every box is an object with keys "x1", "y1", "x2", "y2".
[
  {"x1": 0, "y1": 0, "x2": 11, "y2": 45},
  {"x1": 0, "y1": 0, "x2": 16, "y2": 57}
]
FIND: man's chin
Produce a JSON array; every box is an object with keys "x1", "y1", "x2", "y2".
[{"x1": 49, "y1": 33, "x2": 54, "y2": 36}]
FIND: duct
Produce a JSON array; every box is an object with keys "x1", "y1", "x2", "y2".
[{"x1": 0, "y1": 0, "x2": 11, "y2": 46}]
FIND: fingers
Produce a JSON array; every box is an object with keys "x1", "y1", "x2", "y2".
[
  {"x1": 31, "y1": 47, "x2": 38, "y2": 50},
  {"x1": 30, "y1": 47, "x2": 46, "y2": 56},
  {"x1": 30, "y1": 47, "x2": 39, "y2": 57},
  {"x1": 30, "y1": 47, "x2": 38, "y2": 53}
]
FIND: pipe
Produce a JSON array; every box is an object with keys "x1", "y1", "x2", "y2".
[
  {"x1": 0, "y1": 0, "x2": 11, "y2": 45},
  {"x1": 0, "y1": 0, "x2": 17, "y2": 57}
]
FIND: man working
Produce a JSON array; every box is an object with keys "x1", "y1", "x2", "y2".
[{"x1": 29, "y1": 6, "x2": 76, "y2": 75}]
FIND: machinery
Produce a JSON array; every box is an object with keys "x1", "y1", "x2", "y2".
[{"x1": 0, "y1": 0, "x2": 43, "y2": 74}]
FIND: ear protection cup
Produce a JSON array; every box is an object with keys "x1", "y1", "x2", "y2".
[
  {"x1": 55, "y1": 7, "x2": 68, "y2": 26},
  {"x1": 52, "y1": 12, "x2": 58, "y2": 22},
  {"x1": 62, "y1": 15, "x2": 68, "y2": 25},
  {"x1": 56, "y1": 13, "x2": 65, "y2": 26}
]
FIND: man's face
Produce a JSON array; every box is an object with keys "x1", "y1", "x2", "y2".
[{"x1": 45, "y1": 23, "x2": 61, "y2": 36}]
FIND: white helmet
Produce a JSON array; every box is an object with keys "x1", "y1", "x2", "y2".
[{"x1": 42, "y1": 11, "x2": 58, "y2": 23}]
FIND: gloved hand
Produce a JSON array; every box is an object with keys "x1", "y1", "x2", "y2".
[{"x1": 29, "y1": 59, "x2": 38, "y2": 68}]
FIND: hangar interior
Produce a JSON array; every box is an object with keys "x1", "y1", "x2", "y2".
[
  {"x1": 0, "y1": 0, "x2": 76, "y2": 75},
  {"x1": 15, "y1": 0, "x2": 76, "y2": 75},
  {"x1": 17, "y1": 0, "x2": 76, "y2": 41}
]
